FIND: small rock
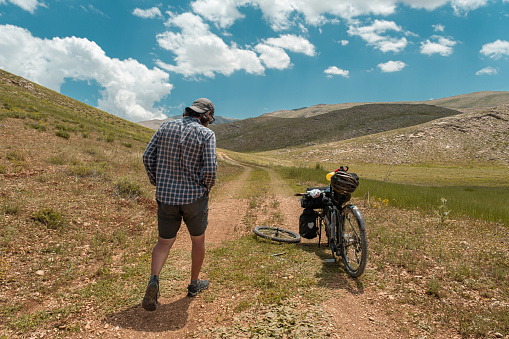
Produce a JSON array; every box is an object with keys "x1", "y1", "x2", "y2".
[
  {"x1": 494, "y1": 332, "x2": 503, "y2": 338},
  {"x1": 35, "y1": 270, "x2": 44, "y2": 276},
  {"x1": 369, "y1": 317, "x2": 375, "y2": 322}
]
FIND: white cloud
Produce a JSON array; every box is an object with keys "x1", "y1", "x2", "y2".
[
  {"x1": 420, "y1": 36, "x2": 457, "y2": 56},
  {"x1": 324, "y1": 66, "x2": 350, "y2": 78},
  {"x1": 263, "y1": 34, "x2": 316, "y2": 56},
  {"x1": 450, "y1": 0, "x2": 488, "y2": 15},
  {"x1": 475, "y1": 66, "x2": 497, "y2": 76},
  {"x1": 433, "y1": 24, "x2": 445, "y2": 32},
  {"x1": 378, "y1": 60, "x2": 406, "y2": 72},
  {"x1": 339, "y1": 40, "x2": 349, "y2": 46},
  {"x1": 480, "y1": 40, "x2": 509, "y2": 59},
  {"x1": 255, "y1": 44, "x2": 291, "y2": 69},
  {"x1": 188, "y1": 1, "x2": 489, "y2": 33},
  {"x1": 133, "y1": 7, "x2": 163, "y2": 19},
  {"x1": 191, "y1": 0, "x2": 245, "y2": 29},
  {"x1": 0, "y1": 0, "x2": 43, "y2": 13},
  {"x1": 156, "y1": 12, "x2": 264, "y2": 77},
  {"x1": 347, "y1": 19, "x2": 408, "y2": 53},
  {"x1": 0, "y1": 24, "x2": 172, "y2": 122}
]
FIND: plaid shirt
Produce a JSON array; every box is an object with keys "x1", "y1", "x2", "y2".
[{"x1": 143, "y1": 116, "x2": 217, "y2": 205}]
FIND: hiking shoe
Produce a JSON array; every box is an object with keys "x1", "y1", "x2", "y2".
[
  {"x1": 142, "y1": 276, "x2": 159, "y2": 311},
  {"x1": 187, "y1": 279, "x2": 209, "y2": 297}
]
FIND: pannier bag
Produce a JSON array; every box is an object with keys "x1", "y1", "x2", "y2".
[{"x1": 299, "y1": 208, "x2": 318, "y2": 239}]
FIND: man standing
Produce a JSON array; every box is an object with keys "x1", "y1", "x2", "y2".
[{"x1": 142, "y1": 98, "x2": 217, "y2": 311}]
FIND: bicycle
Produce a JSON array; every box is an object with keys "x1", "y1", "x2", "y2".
[
  {"x1": 252, "y1": 168, "x2": 367, "y2": 277},
  {"x1": 296, "y1": 185, "x2": 367, "y2": 278}
]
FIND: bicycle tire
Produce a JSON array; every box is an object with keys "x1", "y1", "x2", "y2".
[
  {"x1": 253, "y1": 226, "x2": 301, "y2": 243},
  {"x1": 340, "y1": 205, "x2": 367, "y2": 278}
]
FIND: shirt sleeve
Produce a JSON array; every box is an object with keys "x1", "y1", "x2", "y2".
[
  {"x1": 143, "y1": 130, "x2": 159, "y2": 186},
  {"x1": 202, "y1": 132, "x2": 217, "y2": 190}
]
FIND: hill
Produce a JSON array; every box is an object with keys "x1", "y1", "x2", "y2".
[
  {"x1": 0, "y1": 69, "x2": 154, "y2": 143},
  {"x1": 264, "y1": 91, "x2": 509, "y2": 118},
  {"x1": 211, "y1": 103, "x2": 463, "y2": 152},
  {"x1": 138, "y1": 114, "x2": 237, "y2": 130},
  {"x1": 260, "y1": 105, "x2": 509, "y2": 177}
]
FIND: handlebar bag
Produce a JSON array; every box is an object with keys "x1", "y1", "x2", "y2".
[{"x1": 300, "y1": 194, "x2": 329, "y2": 209}]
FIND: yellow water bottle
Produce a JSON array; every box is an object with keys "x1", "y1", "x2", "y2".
[{"x1": 326, "y1": 171, "x2": 335, "y2": 181}]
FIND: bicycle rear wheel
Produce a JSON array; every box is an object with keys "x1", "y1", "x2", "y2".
[
  {"x1": 253, "y1": 226, "x2": 301, "y2": 243},
  {"x1": 340, "y1": 205, "x2": 367, "y2": 278}
]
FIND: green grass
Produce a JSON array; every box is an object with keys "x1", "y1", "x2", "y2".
[
  {"x1": 356, "y1": 179, "x2": 509, "y2": 225},
  {"x1": 274, "y1": 164, "x2": 509, "y2": 225}
]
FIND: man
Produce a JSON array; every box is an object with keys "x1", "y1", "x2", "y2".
[{"x1": 142, "y1": 98, "x2": 217, "y2": 311}]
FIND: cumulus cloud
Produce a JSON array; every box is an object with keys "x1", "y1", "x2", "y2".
[
  {"x1": 254, "y1": 44, "x2": 291, "y2": 69},
  {"x1": 450, "y1": 0, "x2": 488, "y2": 15},
  {"x1": 156, "y1": 13, "x2": 316, "y2": 76},
  {"x1": 324, "y1": 66, "x2": 350, "y2": 78},
  {"x1": 480, "y1": 40, "x2": 509, "y2": 59},
  {"x1": 188, "y1": 1, "x2": 489, "y2": 32},
  {"x1": 339, "y1": 40, "x2": 349, "y2": 46},
  {"x1": 253, "y1": 34, "x2": 315, "y2": 69},
  {"x1": 133, "y1": 7, "x2": 163, "y2": 19},
  {"x1": 378, "y1": 60, "x2": 406, "y2": 72},
  {"x1": 0, "y1": 24, "x2": 172, "y2": 122},
  {"x1": 420, "y1": 36, "x2": 457, "y2": 56},
  {"x1": 0, "y1": 0, "x2": 43, "y2": 13},
  {"x1": 263, "y1": 34, "x2": 316, "y2": 56},
  {"x1": 156, "y1": 12, "x2": 264, "y2": 77},
  {"x1": 347, "y1": 19, "x2": 408, "y2": 53},
  {"x1": 475, "y1": 66, "x2": 497, "y2": 75}
]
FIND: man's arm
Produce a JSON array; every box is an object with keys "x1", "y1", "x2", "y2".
[
  {"x1": 202, "y1": 133, "x2": 217, "y2": 191},
  {"x1": 143, "y1": 131, "x2": 158, "y2": 186}
]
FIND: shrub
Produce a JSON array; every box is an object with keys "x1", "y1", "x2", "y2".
[
  {"x1": 25, "y1": 122, "x2": 46, "y2": 131},
  {"x1": 68, "y1": 161, "x2": 107, "y2": 177},
  {"x1": 2, "y1": 203, "x2": 21, "y2": 215},
  {"x1": 6, "y1": 150, "x2": 25, "y2": 162},
  {"x1": 55, "y1": 130, "x2": 70, "y2": 139},
  {"x1": 32, "y1": 208, "x2": 65, "y2": 229},
  {"x1": 113, "y1": 176, "x2": 143, "y2": 199}
]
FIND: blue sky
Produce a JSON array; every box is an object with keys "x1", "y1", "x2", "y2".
[{"x1": 1, "y1": 1, "x2": 508, "y2": 122}]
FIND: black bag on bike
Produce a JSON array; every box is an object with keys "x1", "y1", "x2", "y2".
[
  {"x1": 300, "y1": 194, "x2": 327, "y2": 209},
  {"x1": 299, "y1": 208, "x2": 318, "y2": 239}
]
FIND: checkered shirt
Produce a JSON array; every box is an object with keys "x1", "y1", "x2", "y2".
[{"x1": 143, "y1": 116, "x2": 217, "y2": 205}]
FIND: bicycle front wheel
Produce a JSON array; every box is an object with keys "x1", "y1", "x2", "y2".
[
  {"x1": 340, "y1": 205, "x2": 367, "y2": 278},
  {"x1": 253, "y1": 226, "x2": 301, "y2": 243}
]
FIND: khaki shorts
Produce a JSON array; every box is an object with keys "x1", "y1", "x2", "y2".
[{"x1": 157, "y1": 195, "x2": 209, "y2": 239}]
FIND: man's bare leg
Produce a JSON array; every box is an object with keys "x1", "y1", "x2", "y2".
[
  {"x1": 190, "y1": 234, "x2": 205, "y2": 281},
  {"x1": 151, "y1": 236, "x2": 176, "y2": 276}
]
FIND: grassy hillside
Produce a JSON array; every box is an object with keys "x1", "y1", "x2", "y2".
[
  {"x1": 0, "y1": 69, "x2": 154, "y2": 144},
  {"x1": 212, "y1": 103, "x2": 463, "y2": 152}
]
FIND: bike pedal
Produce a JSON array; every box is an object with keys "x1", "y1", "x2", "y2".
[{"x1": 324, "y1": 259, "x2": 335, "y2": 263}]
